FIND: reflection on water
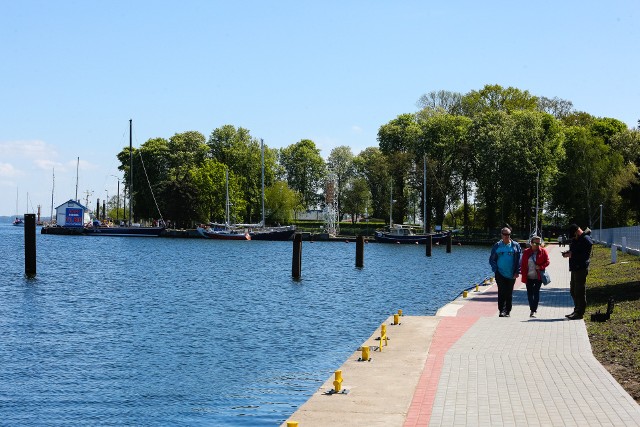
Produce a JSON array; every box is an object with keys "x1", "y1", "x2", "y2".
[{"x1": 0, "y1": 225, "x2": 490, "y2": 426}]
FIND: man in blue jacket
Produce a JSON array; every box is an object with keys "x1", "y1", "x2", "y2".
[
  {"x1": 562, "y1": 224, "x2": 593, "y2": 320},
  {"x1": 489, "y1": 227, "x2": 522, "y2": 317}
]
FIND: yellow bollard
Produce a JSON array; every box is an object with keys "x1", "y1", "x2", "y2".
[
  {"x1": 463, "y1": 290, "x2": 468, "y2": 298},
  {"x1": 361, "y1": 345, "x2": 370, "y2": 361},
  {"x1": 393, "y1": 313, "x2": 399, "y2": 325},
  {"x1": 398, "y1": 309, "x2": 403, "y2": 316},
  {"x1": 333, "y1": 370, "x2": 343, "y2": 392},
  {"x1": 475, "y1": 284, "x2": 479, "y2": 292},
  {"x1": 287, "y1": 422, "x2": 299, "y2": 427}
]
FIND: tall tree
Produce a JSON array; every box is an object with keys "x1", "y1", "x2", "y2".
[
  {"x1": 327, "y1": 146, "x2": 355, "y2": 219},
  {"x1": 378, "y1": 114, "x2": 422, "y2": 224},
  {"x1": 279, "y1": 139, "x2": 326, "y2": 209},
  {"x1": 353, "y1": 147, "x2": 390, "y2": 220},
  {"x1": 461, "y1": 84, "x2": 538, "y2": 117},
  {"x1": 208, "y1": 125, "x2": 279, "y2": 222}
]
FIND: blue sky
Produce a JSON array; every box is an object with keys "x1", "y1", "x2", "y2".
[{"x1": 1, "y1": 1, "x2": 638, "y2": 217}]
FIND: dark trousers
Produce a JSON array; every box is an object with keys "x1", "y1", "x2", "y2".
[
  {"x1": 526, "y1": 279, "x2": 542, "y2": 312},
  {"x1": 496, "y1": 271, "x2": 516, "y2": 314},
  {"x1": 570, "y1": 268, "x2": 588, "y2": 315}
]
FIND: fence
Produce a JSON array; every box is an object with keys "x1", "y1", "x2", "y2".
[{"x1": 591, "y1": 226, "x2": 640, "y2": 255}]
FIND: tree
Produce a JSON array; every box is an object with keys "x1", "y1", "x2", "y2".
[
  {"x1": 461, "y1": 84, "x2": 538, "y2": 117},
  {"x1": 327, "y1": 146, "x2": 355, "y2": 219},
  {"x1": 208, "y1": 125, "x2": 275, "y2": 222},
  {"x1": 341, "y1": 177, "x2": 371, "y2": 223},
  {"x1": 279, "y1": 139, "x2": 326, "y2": 209},
  {"x1": 378, "y1": 114, "x2": 422, "y2": 224},
  {"x1": 416, "y1": 90, "x2": 463, "y2": 115},
  {"x1": 264, "y1": 181, "x2": 301, "y2": 225},
  {"x1": 553, "y1": 126, "x2": 626, "y2": 227},
  {"x1": 537, "y1": 96, "x2": 574, "y2": 119},
  {"x1": 353, "y1": 147, "x2": 390, "y2": 220}
]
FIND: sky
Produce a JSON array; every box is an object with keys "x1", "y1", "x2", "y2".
[{"x1": 1, "y1": 0, "x2": 639, "y2": 217}]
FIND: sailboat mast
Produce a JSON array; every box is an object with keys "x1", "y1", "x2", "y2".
[
  {"x1": 128, "y1": 119, "x2": 133, "y2": 226},
  {"x1": 225, "y1": 168, "x2": 230, "y2": 226},
  {"x1": 261, "y1": 139, "x2": 265, "y2": 227},
  {"x1": 50, "y1": 168, "x2": 55, "y2": 223},
  {"x1": 423, "y1": 155, "x2": 427, "y2": 234},
  {"x1": 75, "y1": 157, "x2": 79, "y2": 202}
]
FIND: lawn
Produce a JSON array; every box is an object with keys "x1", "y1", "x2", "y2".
[{"x1": 586, "y1": 245, "x2": 640, "y2": 403}]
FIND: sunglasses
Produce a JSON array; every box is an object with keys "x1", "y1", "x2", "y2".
[
  {"x1": 501, "y1": 232, "x2": 510, "y2": 236},
  {"x1": 531, "y1": 242, "x2": 540, "y2": 245}
]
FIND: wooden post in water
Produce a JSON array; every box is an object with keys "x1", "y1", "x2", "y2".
[
  {"x1": 426, "y1": 234, "x2": 432, "y2": 257},
  {"x1": 446, "y1": 232, "x2": 452, "y2": 253},
  {"x1": 24, "y1": 213, "x2": 36, "y2": 278},
  {"x1": 356, "y1": 235, "x2": 364, "y2": 268},
  {"x1": 292, "y1": 233, "x2": 302, "y2": 279}
]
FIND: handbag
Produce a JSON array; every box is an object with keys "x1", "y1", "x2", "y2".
[{"x1": 541, "y1": 269, "x2": 551, "y2": 285}]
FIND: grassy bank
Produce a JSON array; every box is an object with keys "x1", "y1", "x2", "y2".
[{"x1": 586, "y1": 245, "x2": 640, "y2": 403}]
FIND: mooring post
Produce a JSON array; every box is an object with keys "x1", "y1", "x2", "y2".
[
  {"x1": 426, "y1": 234, "x2": 432, "y2": 257},
  {"x1": 24, "y1": 213, "x2": 36, "y2": 278},
  {"x1": 292, "y1": 233, "x2": 302, "y2": 279},
  {"x1": 356, "y1": 235, "x2": 364, "y2": 268},
  {"x1": 446, "y1": 232, "x2": 452, "y2": 253}
]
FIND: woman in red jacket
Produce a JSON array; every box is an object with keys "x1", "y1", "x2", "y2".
[{"x1": 520, "y1": 235, "x2": 550, "y2": 318}]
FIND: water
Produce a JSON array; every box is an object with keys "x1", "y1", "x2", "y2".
[{"x1": 0, "y1": 225, "x2": 491, "y2": 426}]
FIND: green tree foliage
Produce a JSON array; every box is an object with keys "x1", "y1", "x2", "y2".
[
  {"x1": 264, "y1": 181, "x2": 301, "y2": 225},
  {"x1": 353, "y1": 147, "x2": 390, "y2": 220},
  {"x1": 553, "y1": 126, "x2": 626, "y2": 226},
  {"x1": 417, "y1": 113, "x2": 472, "y2": 230},
  {"x1": 461, "y1": 84, "x2": 538, "y2": 117},
  {"x1": 342, "y1": 177, "x2": 371, "y2": 223},
  {"x1": 327, "y1": 146, "x2": 355, "y2": 219},
  {"x1": 208, "y1": 125, "x2": 278, "y2": 222},
  {"x1": 279, "y1": 139, "x2": 326, "y2": 209},
  {"x1": 378, "y1": 114, "x2": 422, "y2": 223}
]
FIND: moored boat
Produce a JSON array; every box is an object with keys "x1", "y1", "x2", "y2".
[
  {"x1": 248, "y1": 225, "x2": 295, "y2": 241},
  {"x1": 84, "y1": 221, "x2": 164, "y2": 237},
  {"x1": 12, "y1": 217, "x2": 24, "y2": 226},
  {"x1": 374, "y1": 224, "x2": 446, "y2": 244},
  {"x1": 197, "y1": 224, "x2": 250, "y2": 240}
]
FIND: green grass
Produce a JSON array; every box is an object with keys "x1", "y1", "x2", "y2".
[{"x1": 586, "y1": 245, "x2": 640, "y2": 403}]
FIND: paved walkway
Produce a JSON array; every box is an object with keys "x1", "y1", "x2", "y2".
[{"x1": 283, "y1": 245, "x2": 640, "y2": 426}]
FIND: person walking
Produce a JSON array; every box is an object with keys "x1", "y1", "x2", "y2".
[
  {"x1": 520, "y1": 235, "x2": 549, "y2": 318},
  {"x1": 562, "y1": 224, "x2": 593, "y2": 320},
  {"x1": 489, "y1": 226, "x2": 522, "y2": 317}
]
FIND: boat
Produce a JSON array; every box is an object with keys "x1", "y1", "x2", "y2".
[
  {"x1": 197, "y1": 223, "x2": 251, "y2": 240},
  {"x1": 12, "y1": 217, "x2": 24, "y2": 227},
  {"x1": 83, "y1": 120, "x2": 165, "y2": 237},
  {"x1": 197, "y1": 168, "x2": 250, "y2": 240},
  {"x1": 374, "y1": 224, "x2": 446, "y2": 244}
]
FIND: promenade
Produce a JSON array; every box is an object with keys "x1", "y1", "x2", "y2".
[{"x1": 282, "y1": 245, "x2": 640, "y2": 426}]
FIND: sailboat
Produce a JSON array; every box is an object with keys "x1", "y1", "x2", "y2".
[
  {"x1": 197, "y1": 168, "x2": 250, "y2": 240},
  {"x1": 84, "y1": 119, "x2": 165, "y2": 237},
  {"x1": 13, "y1": 188, "x2": 24, "y2": 226}
]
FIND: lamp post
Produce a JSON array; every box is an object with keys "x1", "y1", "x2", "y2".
[{"x1": 104, "y1": 190, "x2": 109, "y2": 220}]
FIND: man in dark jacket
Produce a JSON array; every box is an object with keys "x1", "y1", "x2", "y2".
[{"x1": 562, "y1": 224, "x2": 593, "y2": 320}]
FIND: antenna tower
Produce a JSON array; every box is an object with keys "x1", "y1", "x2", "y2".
[{"x1": 324, "y1": 171, "x2": 339, "y2": 236}]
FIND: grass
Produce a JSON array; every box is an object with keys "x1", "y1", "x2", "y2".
[{"x1": 586, "y1": 245, "x2": 640, "y2": 403}]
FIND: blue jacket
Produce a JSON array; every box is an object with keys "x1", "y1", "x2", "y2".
[{"x1": 489, "y1": 239, "x2": 522, "y2": 278}]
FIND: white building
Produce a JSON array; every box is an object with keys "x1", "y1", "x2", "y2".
[{"x1": 55, "y1": 200, "x2": 91, "y2": 227}]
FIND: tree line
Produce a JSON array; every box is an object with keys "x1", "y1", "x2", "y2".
[{"x1": 112, "y1": 84, "x2": 640, "y2": 233}]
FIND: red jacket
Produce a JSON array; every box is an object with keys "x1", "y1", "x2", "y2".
[{"x1": 520, "y1": 247, "x2": 550, "y2": 283}]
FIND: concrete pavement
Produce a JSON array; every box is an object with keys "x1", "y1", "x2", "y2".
[{"x1": 282, "y1": 244, "x2": 640, "y2": 426}]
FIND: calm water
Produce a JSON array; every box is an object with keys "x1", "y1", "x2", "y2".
[{"x1": 0, "y1": 224, "x2": 491, "y2": 426}]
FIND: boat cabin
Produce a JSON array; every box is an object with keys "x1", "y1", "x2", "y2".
[
  {"x1": 55, "y1": 200, "x2": 90, "y2": 227},
  {"x1": 388, "y1": 224, "x2": 417, "y2": 236}
]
